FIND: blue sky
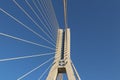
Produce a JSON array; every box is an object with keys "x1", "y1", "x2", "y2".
[{"x1": 0, "y1": 0, "x2": 120, "y2": 80}]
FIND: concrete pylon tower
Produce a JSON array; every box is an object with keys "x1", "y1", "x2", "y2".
[{"x1": 46, "y1": 28, "x2": 81, "y2": 80}]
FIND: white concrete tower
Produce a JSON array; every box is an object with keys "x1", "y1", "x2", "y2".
[{"x1": 46, "y1": 28, "x2": 81, "y2": 80}]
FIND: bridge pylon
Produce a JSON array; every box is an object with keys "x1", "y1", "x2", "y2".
[{"x1": 46, "y1": 28, "x2": 81, "y2": 80}]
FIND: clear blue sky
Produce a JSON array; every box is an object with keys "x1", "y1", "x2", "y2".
[{"x1": 0, "y1": 0, "x2": 120, "y2": 80}]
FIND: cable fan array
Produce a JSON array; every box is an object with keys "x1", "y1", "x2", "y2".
[{"x1": 0, "y1": 0, "x2": 60, "y2": 79}]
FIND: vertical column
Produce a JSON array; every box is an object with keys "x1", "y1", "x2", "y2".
[
  {"x1": 46, "y1": 29, "x2": 63, "y2": 80},
  {"x1": 64, "y1": 28, "x2": 71, "y2": 60},
  {"x1": 64, "y1": 28, "x2": 76, "y2": 80}
]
